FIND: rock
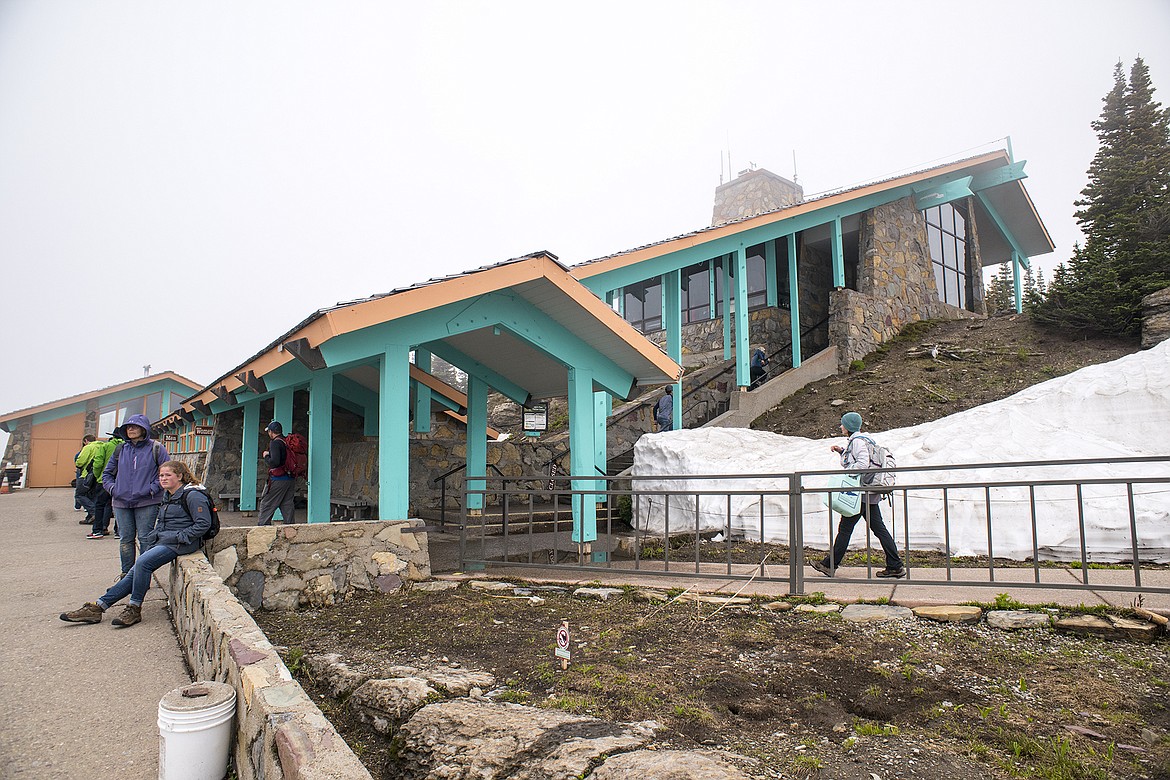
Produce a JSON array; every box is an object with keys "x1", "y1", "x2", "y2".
[
  {"x1": 212, "y1": 545, "x2": 238, "y2": 581},
  {"x1": 349, "y1": 677, "x2": 437, "y2": 734},
  {"x1": 590, "y1": 749, "x2": 755, "y2": 779},
  {"x1": 795, "y1": 603, "x2": 841, "y2": 614},
  {"x1": 304, "y1": 574, "x2": 336, "y2": 608},
  {"x1": 374, "y1": 574, "x2": 403, "y2": 593},
  {"x1": 1106, "y1": 615, "x2": 1162, "y2": 643},
  {"x1": 412, "y1": 580, "x2": 460, "y2": 592},
  {"x1": 393, "y1": 699, "x2": 659, "y2": 780},
  {"x1": 574, "y1": 587, "x2": 625, "y2": 601},
  {"x1": 469, "y1": 580, "x2": 516, "y2": 591},
  {"x1": 676, "y1": 593, "x2": 751, "y2": 606},
  {"x1": 302, "y1": 653, "x2": 370, "y2": 698},
  {"x1": 1055, "y1": 614, "x2": 1123, "y2": 639},
  {"x1": 841, "y1": 604, "x2": 914, "y2": 623},
  {"x1": 762, "y1": 601, "x2": 792, "y2": 611},
  {"x1": 634, "y1": 589, "x2": 669, "y2": 603},
  {"x1": 912, "y1": 605, "x2": 982, "y2": 623},
  {"x1": 986, "y1": 610, "x2": 1052, "y2": 631},
  {"x1": 234, "y1": 570, "x2": 265, "y2": 609}
]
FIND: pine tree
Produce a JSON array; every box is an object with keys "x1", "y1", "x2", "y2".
[
  {"x1": 985, "y1": 263, "x2": 1015, "y2": 314},
  {"x1": 1034, "y1": 58, "x2": 1170, "y2": 336}
]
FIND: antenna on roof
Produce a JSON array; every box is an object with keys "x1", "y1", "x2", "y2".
[
  {"x1": 792, "y1": 150, "x2": 799, "y2": 183},
  {"x1": 718, "y1": 151, "x2": 724, "y2": 185}
]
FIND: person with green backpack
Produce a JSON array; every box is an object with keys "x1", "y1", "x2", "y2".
[{"x1": 76, "y1": 434, "x2": 122, "y2": 538}]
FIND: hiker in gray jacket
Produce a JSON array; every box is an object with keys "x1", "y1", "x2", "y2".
[{"x1": 810, "y1": 412, "x2": 905, "y2": 579}]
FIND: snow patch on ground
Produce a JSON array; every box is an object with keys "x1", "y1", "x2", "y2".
[{"x1": 631, "y1": 339, "x2": 1170, "y2": 562}]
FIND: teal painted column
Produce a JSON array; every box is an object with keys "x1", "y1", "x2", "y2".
[
  {"x1": 787, "y1": 234, "x2": 802, "y2": 368},
  {"x1": 274, "y1": 387, "x2": 294, "y2": 432},
  {"x1": 663, "y1": 268, "x2": 683, "y2": 427},
  {"x1": 413, "y1": 349, "x2": 431, "y2": 433},
  {"x1": 593, "y1": 391, "x2": 609, "y2": 496},
  {"x1": 379, "y1": 346, "x2": 411, "y2": 519},
  {"x1": 466, "y1": 375, "x2": 488, "y2": 512},
  {"x1": 567, "y1": 367, "x2": 597, "y2": 544},
  {"x1": 831, "y1": 217, "x2": 845, "y2": 288},
  {"x1": 765, "y1": 240, "x2": 778, "y2": 308},
  {"x1": 1012, "y1": 252, "x2": 1023, "y2": 313},
  {"x1": 708, "y1": 259, "x2": 717, "y2": 324},
  {"x1": 240, "y1": 400, "x2": 260, "y2": 511},
  {"x1": 721, "y1": 255, "x2": 732, "y2": 360},
  {"x1": 733, "y1": 247, "x2": 750, "y2": 389},
  {"x1": 307, "y1": 372, "x2": 333, "y2": 523}
]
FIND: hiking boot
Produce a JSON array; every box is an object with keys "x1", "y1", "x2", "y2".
[
  {"x1": 809, "y1": 559, "x2": 833, "y2": 577},
  {"x1": 112, "y1": 604, "x2": 141, "y2": 627},
  {"x1": 60, "y1": 602, "x2": 103, "y2": 623},
  {"x1": 876, "y1": 567, "x2": 907, "y2": 579}
]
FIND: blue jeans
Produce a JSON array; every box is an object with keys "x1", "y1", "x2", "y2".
[
  {"x1": 114, "y1": 504, "x2": 161, "y2": 575},
  {"x1": 98, "y1": 544, "x2": 178, "y2": 608}
]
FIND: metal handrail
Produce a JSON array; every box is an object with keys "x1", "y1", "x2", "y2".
[{"x1": 434, "y1": 462, "x2": 504, "y2": 528}]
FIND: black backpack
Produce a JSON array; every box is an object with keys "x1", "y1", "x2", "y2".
[{"x1": 182, "y1": 486, "x2": 221, "y2": 542}]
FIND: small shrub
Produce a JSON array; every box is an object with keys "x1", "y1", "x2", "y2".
[{"x1": 849, "y1": 359, "x2": 866, "y2": 372}]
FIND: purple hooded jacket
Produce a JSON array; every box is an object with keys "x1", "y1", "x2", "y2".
[{"x1": 101, "y1": 414, "x2": 170, "y2": 509}]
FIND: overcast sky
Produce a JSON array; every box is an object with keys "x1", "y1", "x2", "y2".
[{"x1": 1, "y1": 0, "x2": 1168, "y2": 455}]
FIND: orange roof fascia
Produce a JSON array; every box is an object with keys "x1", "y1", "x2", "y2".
[
  {"x1": 0, "y1": 372, "x2": 203, "y2": 424},
  {"x1": 572, "y1": 151, "x2": 1010, "y2": 280}
]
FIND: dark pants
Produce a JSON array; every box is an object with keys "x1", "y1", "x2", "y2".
[
  {"x1": 91, "y1": 487, "x2": 113, "y2": 534},
  {"x1": 750, "y1": 365, "x2": 765, "y2": 388},
  {"x1": 822, "y1": 500, "x2": 903, "y2": 570},
  {"x1": 258, "y1": 477, "x2": 296, "y2": 525},
  {"x1": 75, "y1": 476, "x2": 95, "y2": 514}
]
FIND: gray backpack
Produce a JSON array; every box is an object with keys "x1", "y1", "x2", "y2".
[{"x1": 855, "y1": 435, "x2": 896, "y2": 492}]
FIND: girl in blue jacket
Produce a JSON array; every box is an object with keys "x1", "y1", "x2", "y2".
[{"x1": 60, "y1": 460, "x2": 212, "y2": 627}]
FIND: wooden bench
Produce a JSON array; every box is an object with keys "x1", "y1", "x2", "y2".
[
  {"x1": 330, "y1": 497, "x2": 373, "y2": 521},
  {"x1": 218, "y1": 493, "x2": 241, "y2": 512}
]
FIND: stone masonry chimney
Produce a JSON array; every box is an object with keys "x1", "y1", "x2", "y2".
[{"x1": 711, "y1": 168, "x2": 803, "y2": 226}]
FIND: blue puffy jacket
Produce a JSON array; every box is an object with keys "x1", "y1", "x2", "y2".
[
  {"x1": 145, "y1": 485, "x2": 213, "y2": 555},
  {"x1": 101, "y1": 414, "x2": 170, "y2": 509}
]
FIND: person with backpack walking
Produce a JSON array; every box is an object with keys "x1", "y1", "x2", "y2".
[
  {"x1": 60, "y1": 460, "x2": 212, "y2": 627},
  {"x1": 258, "y1": 420, "x2": 297, "y2": 525},
  {"x1": 102, "y1": 414, "x2": 168, "y2": 580},
  {"x1": 810, "y1": 412, "x2": 906, "y2": 579}
]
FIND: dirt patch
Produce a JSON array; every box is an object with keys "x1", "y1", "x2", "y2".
[
  {"x1": 752, "y1": 315, "x2": 1137, "y2": 438},
  {"x1": 257, "y1": 586, "x2": 1170, "y2": 779}
]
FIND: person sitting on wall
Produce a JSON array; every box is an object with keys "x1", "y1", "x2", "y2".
[
  {"x1": 60, "y1": 460, "x2": 212, "y2": 627},
  {"x1": 257, "y1": 420, "x2": 295, "y2": 526}
]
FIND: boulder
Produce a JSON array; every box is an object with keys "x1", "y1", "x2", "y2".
[
  {"x1": 841, "y1": 604, "x2": 914, "y2": 623},
  {"x1": 986, "y1": 610, "x2": 1052, "y2": 631},
  {"x1": 350, "y1": 677, "x2": 437, "y2": 734},
  {"x1": 912, "y1": 605, "x2": 982, "y2": 623},
  {"x1": 590, "y1": 749, "x2": 755, "y2": 779}
]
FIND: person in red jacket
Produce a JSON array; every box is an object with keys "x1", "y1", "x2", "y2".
[{"x1": 257, "y1": 420, "x2": 296, "y2": 525}]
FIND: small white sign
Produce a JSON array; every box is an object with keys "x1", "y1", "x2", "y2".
[{"x1": 554, "y1": 622, "x2": 570, "y2": 661}]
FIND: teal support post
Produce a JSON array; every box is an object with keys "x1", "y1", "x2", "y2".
[
  {"x1": 274, "y1": 387, "x2": 294, "y2": 432},
  {"x1": 765, "y1": 240, "x2": 778, "y2": 308},
  {"x1": 378, "y1": 346, "x2": 410, "y2": 520},
  {"x1": 413, "y1": 349, "x2": 431, "y2": 433},
  {"x1": 663, "y1": 269, "x2": 683, "y2": 430},
  {"x1": 567, "y1": 367, "x2": 597, "y2": 544},
  {"x1": 593, "y1": 391, "x2": 609, "y2": 501},
  {"x1": 240, "y1": 401, "x2": 260, "y2": 511},
  {"x1": 615, "y1": 287, "x2": 624, "y2": 317},
  {"x1": 830, "y1": 217, "x2": 844, "y2": 289},
  {"x1": 307, "y1": 372, "x2": 333, "y2": 523},
  {"x1": 733, "y1": 247, "x2": 749, "y2": 389},
  {"x1": 1012, "y1": 253, "x2": 1023, "y2": 314},
  {"x1": 787, "y1": 234, "x2": 801, "y2": 368},
  {"x1": 466, "y1": 375, "x2": 488, "y2": 512},
  {"x1": 721, "y1": 255, "x2": 732, "y2": 360},
  {"x1": 708, "y1": 259, "x2": 717, "y2": 324}
]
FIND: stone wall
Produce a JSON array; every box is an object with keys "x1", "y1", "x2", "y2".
[
  {"x1": 2, "y1": 419, "x2": 31, "y2": 466},
  {"x1": 829, "y1": 196, "x2": 980, "y2": 369},
  {"x1": 1142, "y1": 286, "x2": 1170, "y2": 349},
  {"x1": 205, "y1": 519, "x2": 430, "y2": 611},
  {"x1": 711, "y1": 168, "x2": 803, "y2": 226},
  {"x1": 84, "y1": 400, "x2": 98, "y2": 438},
  {"x1": 166, "y1": 553, "x2": 372, "y2": 780}
]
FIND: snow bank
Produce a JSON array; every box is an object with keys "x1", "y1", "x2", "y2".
[{"x1": 630, "y1": 339, "x2": 1170, "y2": 562}]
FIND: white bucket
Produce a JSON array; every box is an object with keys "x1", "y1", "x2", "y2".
[{"x1": 158, "y1": 681, "x2": 237, "y2": 780}]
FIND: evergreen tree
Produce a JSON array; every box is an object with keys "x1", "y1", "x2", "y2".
[
  {"x1": 1033, "y1": 58, "x2": 1170, "y2": 336},
  {"x1": 985, "y1": 263, "x2": 1015, "y2": 314}
]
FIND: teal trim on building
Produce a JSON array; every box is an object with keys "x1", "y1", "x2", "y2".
[
  {"x1": 466, "y1": 375, "x2": 488, "y2": 512},
  {"x1": 733, "y1": 248, "x2": 749, "y2": 388},
  {"x1": 307, "y1": 372, "x2": 333, "y2": 523},
  {"x1": 765, "y1": 240, "x2": 778, "y2": 308},
  {"x1": 240, "y1": 401, "x2": 260, "y2": 512},
  {"x1": 378, "y1": 346, "x2": 411, "y2": 520},
  {"x1": 413, "y1": 349, "x2": 432, "y2": 433},
  {"x1": 787, "y1": 233, "x2": 801, "y2": 369},
  {"x1": 830, "y1": 216, "x2": 844, "y2": 289},
  {"x1": 912, "y1": 176, "x2": 974, "y2": 211},
  {"x1": 975, "y1": 191, "x2": 1032, "y2": 269},
  {"x1": 274, "y1": 387, "x2": 294, "y2": 433},
  {"x1": 567, "y1": 366, "x2": 597, "y2": 544}
]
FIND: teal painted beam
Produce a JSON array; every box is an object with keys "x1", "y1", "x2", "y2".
[
  {"x1": 970, "y1": 161, "x2": 1026, "y2": 191},
  {"x1": 975, "y1": 191, "x2": 1031, "y2": 269},
  {"x1": 576, "y1": 167, "x2": 997, "y2": 294},
  {"x1": 663, "y1": 269, "x2": 681, "y2": 369},
  {"x1": 240, "y1": 400, "x2": 260, "y2": 512},
  {"x1": 331, "y1": 375, "x2": 380, "y2": 437},
  {"x1": 830, "y1": 216, "x2": 844, "y2": 289},
  {"x1": 378, "y1": 346, "x2": 411, "y2": 520},
  {"x1": 413, "y1": 349, "x2": 431, "y2": 433},
  {"x1": 424, "y1": 342, "x2": 531, "y2": 406},
  {"x1": 721, "y1": 255, "x2": 732, "y2": 360},
  {"x1": 306, "y1": 372, "x2": 333, "y2": 523},
  {"x1": 567, "y1": 367, "x2": 597, "y2": 544},
  {"x1": 466, "y1": 375, "x2": 488, "y2": 512},
  {"x1": 733, "y1": 248, "x2": 750, "y2": 388},
  {"x1": 707, "y1": 259, "x2": 716, "y2": 327},
  {"x1": 765, "y1": 239, "x2": 778, "y2": 308},
  {"x1": 787, "y1": 234, "x2": 801, "y2": 369},
  {"x1": 1012, "y1": 253, "x2": 1024, "y2": 314},
  {"x1": 273, "y1": 387, "x2": 294, "y2": 432},
  {"x1": 913, "y1": 176, "x2": 973, "y2": 211}
]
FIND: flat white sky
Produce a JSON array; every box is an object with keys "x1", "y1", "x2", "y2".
[{"x1": 1, "y1": 0, "x2": 1168, "y2": 457}]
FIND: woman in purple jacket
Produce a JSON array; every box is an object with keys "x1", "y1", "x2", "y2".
[{"x1": 101, "y1": 414, "x2": 169, "y2": 579}]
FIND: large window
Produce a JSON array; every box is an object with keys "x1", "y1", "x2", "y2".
[
  {"x1": 924, "y1": 203, "x2": 969, "y2": 309},
  {"x1": 624, "y1": 278, "x2": 662, "y2": 332},
  {"x1": 97, "y1": 392, "x2": 164, "y2": 435}
]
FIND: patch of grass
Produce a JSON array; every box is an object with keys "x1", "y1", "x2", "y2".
[
  {"x1": 286, "y1": 646, "x2": 305, "y2": 674},
  {"x1": 849, "y1": 359, "x2": 866, "y2": 372},
  {"x1": 793, "y1": 754, "x2": 823, "y2": 770},
  {"x1": 854, "y1": 720, "x2": 900, "y2": 737}
]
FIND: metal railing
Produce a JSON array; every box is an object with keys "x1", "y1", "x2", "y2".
[
  {"x1": 457, "y1": 456, "x2": 1170, "y2": 596},
  {"x1": 432, "y1": 462, "x2": 505, "y2": 528}
]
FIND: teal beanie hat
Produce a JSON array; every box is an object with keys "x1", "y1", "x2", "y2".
[{"x1": 841, "y1": 412, "x2": 863, "y2": 433}]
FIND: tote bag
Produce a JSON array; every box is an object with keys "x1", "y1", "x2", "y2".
[{"x1": 824, "y1": 473, "x2": 862, "y2": 516}]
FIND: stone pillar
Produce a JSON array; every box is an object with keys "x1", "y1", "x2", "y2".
[{"x1": 1142, "y1": 287, "x2": 1170, "y2": 349}]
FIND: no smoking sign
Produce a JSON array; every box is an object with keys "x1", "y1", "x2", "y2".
[{"x1": 554, "y1": 620, "x2": 571, "y2": 666}]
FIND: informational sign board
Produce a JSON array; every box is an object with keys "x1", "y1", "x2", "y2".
[
  {"x1": 194, "y1": 425, "x2": 215, "y2": 436},
  {"x1": 523, "y1": 403, "x2": 548, "y2": 434},
  {"x1": 162, "y1": 434, "x2": 179, "y2": 443},
  {"x1": 554, "y1": 620, "x2": 570, "y2": 667}
]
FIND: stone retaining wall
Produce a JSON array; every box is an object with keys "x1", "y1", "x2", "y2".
[
  {"x1": 166, "y1": 553, "x2": 371, "y2": 780},
  {"x1": 1143, "y1": 286, "x2": 1170, "y2": 349}
]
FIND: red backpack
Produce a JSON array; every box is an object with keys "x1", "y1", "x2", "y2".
[{"x1": 282, "y1": 433, "x2": 308, "y2": 478}]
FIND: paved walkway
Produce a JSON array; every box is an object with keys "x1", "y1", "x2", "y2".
[{"x1": 0, "y1": 488, "x2": 190, "y2": 780}]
